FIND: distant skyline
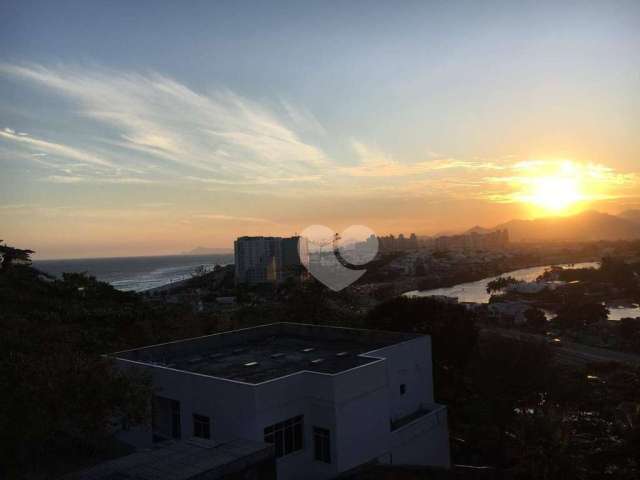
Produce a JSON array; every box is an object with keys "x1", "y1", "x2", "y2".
[{"x1": 1, "y1": 1, "x2": 639, "y2": 259}]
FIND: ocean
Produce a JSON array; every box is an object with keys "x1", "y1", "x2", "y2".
[{"x1": 33, "y1": 254, "x2": 234, "y2": 292}]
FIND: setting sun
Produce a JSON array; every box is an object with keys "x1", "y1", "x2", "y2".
[
  {"x1": 509, "y1": 160, "x2": 596, "y2": 216},
  {"x1": 527, "y1": 176, "x2": 584, "y2": 215}
]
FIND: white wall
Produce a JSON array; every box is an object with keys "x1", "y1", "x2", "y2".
[
  {"x1": 390, "y1": 407, "x2": 450, "y2": 468},
  {"x1": 113, "y1": 333, "x2": 449, "y2": 479},
  {"x1": 331, "y1": 360, "x2": 391, "y2": 473},
  {"x1": 118, "y1": 361, "x2": 258, "y2": 443},
  {"x1": 253, "y1": 371, "x2": 339, "y2": 480},
  {"x1": 366, "y1": 336, "x2": 434, "y2": 423}
]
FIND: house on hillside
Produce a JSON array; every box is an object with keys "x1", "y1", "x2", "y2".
[{"x1": 104, "y1": 323, "x2": 451, "y2": 480}]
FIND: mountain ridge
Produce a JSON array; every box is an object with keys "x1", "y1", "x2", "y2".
[
  {"x1": 489, "y1": 210, "x2": 640, "y2": 242},
  {"x1": 619, "y1": 209, "x2": 640, "y2": 225},
  {"x1": 181, "y1": 246, "x2": 234, "y2": 255}
]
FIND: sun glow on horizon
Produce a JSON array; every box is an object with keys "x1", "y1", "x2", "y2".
[
  {"x1": 513, "y1": 160, "x2": 593, "y2": 217},
  {"x1": 525, "y1": 175, "x2": 585, "y2": 215}
]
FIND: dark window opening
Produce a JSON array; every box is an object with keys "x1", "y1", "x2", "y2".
[
  {"x1": 313, "y1": 427, "x2": 331, "y2": 463},
  {"x1": 193, "y1": 414, "x2": 211, "y2": 439},
  {"x1": 153, "y1": 396, "x2": 181, "y2": 441},
  {"x1": 264, "y1": 415, "x2": 303, "y2": 458},
  {"x1": 400, "y1": 384, "x2": 406, "y2": 395},
  {"x1": 171, "y1": 400, "x2": 181, "y2": 438}
]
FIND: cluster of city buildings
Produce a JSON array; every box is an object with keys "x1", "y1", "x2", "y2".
[
  {"x1": 360, "y1": 230, "x2": 510, "y2": 255},
  {"x1": 376, "y1": 233, "x2": 419, "y2": 252},
  {"x1": 233, "y1": 230, "x2": 510, "y2": 287},
  {"x1": 433, "y1": 230, "x2": 509, "y2": 252}
]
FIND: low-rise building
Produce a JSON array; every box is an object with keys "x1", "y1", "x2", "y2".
[{"x1": 111, "y1": 323, "x2": 451, "y2": 480}]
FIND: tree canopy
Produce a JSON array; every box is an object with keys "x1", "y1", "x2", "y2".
[{"x1": 0, "y1": 249, "x2": 200, "y2": 477}]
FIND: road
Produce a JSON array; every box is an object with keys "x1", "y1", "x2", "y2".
[{"x1": 481, "y1": 327, "x2": 640, "y2": 368}]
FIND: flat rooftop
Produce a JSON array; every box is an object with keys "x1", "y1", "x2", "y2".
[
  {"x1": 112, "y1": 323, "x2": 420, "y2": 384},
  {"x1": 67, "y1": 438, "x2": 273, "y2": 480}
]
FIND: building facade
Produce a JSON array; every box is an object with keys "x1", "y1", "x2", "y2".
[
  {"x1": 234, "y1": 236, "x2": 308, "y2": 285},
  {"x1": 376, "y1": 233, "x2": 419, "y2": 252},
  {"x1": 112, "y1": 323, "x2": 451, "y2": 480}
]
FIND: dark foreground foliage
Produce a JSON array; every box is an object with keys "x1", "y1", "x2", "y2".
[
  {"x1": 0, "y1": 252, "x2": 204, "y2": 478},
  {"x1": 365, "y1": 297, "x2": 640, "y2": 480},
  {"x1": 2, "y1": 244, "x2": 638, "y2": 479}
]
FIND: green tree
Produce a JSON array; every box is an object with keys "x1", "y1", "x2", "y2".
[
  {"x1": 471, "y1": 336, "x2": 555, "y2": 473},
  {"x1": 0, "y1": 240, "x2": 34, "y2": 270},
  {"x1": 366, "y1": 296, "x2": 479, "y2": 391},
  {"x1": 525, "y1": 308, "x2": 547, "y2": 333},
  {"x1": 487, "y1": 276, "x2": 522, "y2": 295},
  {"x1": 554, "y1": 301, "x2": 609, "y2": 330},
  {"x1": 0, "y1": 250, "x2": 200, "y2": 477}
]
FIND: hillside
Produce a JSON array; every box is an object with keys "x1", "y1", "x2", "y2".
[
  {"x1": 494, "y1": 211, "x2": 640, "y2": 242},
  {"x1": 619, "y1": 210, "x2": 640, "y2": 225},
  {"x1": 181, "y1": 246, "x2": 234, "y2": 255}
]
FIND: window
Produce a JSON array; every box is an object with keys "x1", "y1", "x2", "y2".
[
  {"x1": 193, "y1": 414, "x2": 211, "y2": 439},
  {"x1": 264, "y1": 415, "x2": 303, "y2": 457},
  {"x1": 152, "y1": 396, "x2": 181, "y2": 441},
  {"x1": 171, "y1": 400, "x2": 181, "y2": 438},
  {"x1": 400, "y1": 384, "x2": 406, "y2": 395},
  {"x1": 313, "y1": 427, "x2": 331, "y2": 463}
]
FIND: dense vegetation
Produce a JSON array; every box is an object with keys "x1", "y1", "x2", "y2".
[
  {"x1": 0, "y1": 247, "x2": 223, "y2": 478},
  {"x1": 365, "y1": 297, "x2": 640, "y2": 479},
  {"x1": 490, "y1": 256, "x2": 640, "y2": 353},
  {"x1": 2, "y1": 243, "x2": 639, "y2": 479}
]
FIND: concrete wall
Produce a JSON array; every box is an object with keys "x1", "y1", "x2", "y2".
[
  {"x1": 253, "y1": 371, "x2": 339, "y2": 480},
  {"x1": 332, "y1": 360, "x2": 391, "y2": 473},
  {"x1": 366, "y1": 336, "x2": 434, "y2": 423},
  {"x1": 390, "y1": 407, "x2": 450, "y2": 468},
  {"x1": 117, "y1": 360, "x2": 258, "y2": 443}
]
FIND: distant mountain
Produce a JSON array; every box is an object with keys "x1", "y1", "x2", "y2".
[
  {"x1": 466, "y1": 225, "x2": 493, "y2": 235},
  {"x1": 181, "y1": 246, "x2": 233, "y2": 255},
  {"x1": 493, "y1": 211, "x2": 640, "y2": 242},
  {"x1": 619, "y1": 210, "x2": 640, "y2": 225},
  {"x1": 431, "y1": 230, "x2": 458, "y2": 238}
]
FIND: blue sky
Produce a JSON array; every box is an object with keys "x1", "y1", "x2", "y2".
[{"x1": 1, "y1": 1, "x2": 639, "y2": 258}]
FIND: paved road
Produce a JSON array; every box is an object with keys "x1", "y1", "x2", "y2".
[{"x1": 481, "y1": 327, "x2": 640, "y2": 368}]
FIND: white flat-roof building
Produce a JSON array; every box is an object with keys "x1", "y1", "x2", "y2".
[{"x1": 111, "y1": 323, "x2": 450, "y2": 480}]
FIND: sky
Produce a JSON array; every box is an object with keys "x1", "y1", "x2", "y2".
[{"x1": 1, "y1": 0, "x2": 639, "y2": 259}]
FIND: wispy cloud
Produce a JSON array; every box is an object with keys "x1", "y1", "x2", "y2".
[
  {"x1": 0, "y1": 63, "x2": 330, "y2": 186},
  {"x1": 280, "y1": 100, "x2": 327, "y2": 136},
  {"x1": 0, "y1": 203, "x2": 31, "y2": 210},
  {"x1": 2, "y1": 63, "x2": 637, "y2": 216},
  {"x1": 191, "y1": 213, "x2": 274, "y2": 223},
  {"x1": 340, "y1": 141, "x2": 504, "y2": 178},
  {"x1": 480, "y1": 160, "x2": 640, "y2": 204},
  {"x1": 0, "y1": 128, "x2": 115, "y2": 169},
  {"x1": 43, "y1": 174, "x2": 156, "y2": 185}
]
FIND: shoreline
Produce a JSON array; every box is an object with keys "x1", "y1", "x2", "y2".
[
  {"x1": 141, "y1": 277, "x2": 193, "y2": 295},
  {"x1": 398, "y1": 258, "x2": 601, "y2": 298}
]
